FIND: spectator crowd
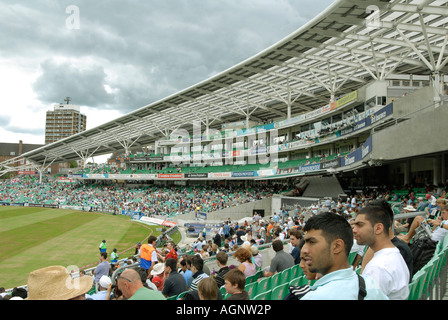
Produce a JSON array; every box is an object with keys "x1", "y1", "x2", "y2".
[{"x1": 1, "y1": 179, "x2": 447, "y2": 300}]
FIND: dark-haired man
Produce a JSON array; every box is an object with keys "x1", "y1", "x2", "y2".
[
  {"x1": 353, "y1": 206, "x2": 409, "y2": 300},
  {"x1": 300, "y1": 212, "x2": 388, "y2": 300}
]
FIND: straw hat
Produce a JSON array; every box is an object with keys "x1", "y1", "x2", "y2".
[
  {"x1": 26, "y1": 266, "x2": 93, "y2": 300},
  {"x1": 403, "y1": 205, "x2": 416, "y2": 212}
]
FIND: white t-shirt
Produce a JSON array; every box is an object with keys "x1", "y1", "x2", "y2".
[
  {"x1": 431, "y1": 221, "x2": 447, "y2": 242},
  {"x1": 350, "y1": 239, "x2": 366, "y2": 256},
  {"x1": 362, "y1": 247, "x2": 409, "y2": 300}
]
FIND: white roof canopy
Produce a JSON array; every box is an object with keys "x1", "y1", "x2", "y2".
[{"x1": 12, "y1": 0, "x2": 448, "y2": 166}]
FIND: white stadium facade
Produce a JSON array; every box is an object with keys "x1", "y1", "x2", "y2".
[{"x1": 1, "y1": 0, "x2": 448, "y2": 198}]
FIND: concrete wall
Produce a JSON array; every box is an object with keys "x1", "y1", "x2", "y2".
[
  {"x1": 371, "y1": 87, "x2": 448, "y2": 161},
  {"x1": 391, "y1": 86, "x2": 437, "y2": 118},
  {"x1": 172, "y1": 197, "x2": 272, "y2": 225}
]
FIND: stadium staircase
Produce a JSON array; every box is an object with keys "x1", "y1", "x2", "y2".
[{"x1": 300, "y1": 175, "x2": 344, "y2": 199}]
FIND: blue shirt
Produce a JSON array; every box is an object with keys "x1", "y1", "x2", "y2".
[
  {"x1": 87, "y1": 290, "x2": 111, "y2": 300},
  {"x1": 183, "y1": 269, "x2": 193, "y2": 286},
  {"x1": 301, "y1": 267, "x2": 389, "y2": 300}
]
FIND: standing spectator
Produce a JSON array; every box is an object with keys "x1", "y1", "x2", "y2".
[
  {"x1": 214, "y1": 251, "x2": 230, "y2": 288},
  {"x1": 264, "y1": 239, "x2": 295, "y2": 277},
  {"x1": 110, "y1": 248, "x2": 119, "y2": 269},
  {"x1": 135, "y1": 242, "x2": 142, "y2": 257},
  {"x1": 99, "y1": 240, "x2": 107, "y2": 253},
  {"x1": 162, "y1": 258, "x2": 187, "y2": 298},
  {"x1": 93, "y1": 252, "x2": 110, "y2": 284},
  {"x1": 353, "y1": 206, "x2": 409, "y2": 299},
  {"x1": 236, "y1": 226, "x2": 246, "y2": 246},
  {"x1": 213, "y1": 229, "x2": 222, "y2": 248},
  {"x1": 299, "y1": 212, "x2": 388, "y2": 300},
  {"x1": 117, "y1": 268, "x2": 165, "y2": 300},
  {"x1": 140, "y1": 235, "x2": 158, "y2": 271},
  {"x1": 223, "y1": 221, "x2": 230, "y2": 240},
  {"x1": 202, "y1": 226, "x2": 207, "y2": 239},
  {"x1": 164, "y1": 241, "x2": 178, "y2": 262},
  {"x1": 266, "y1": 220, "x2": 274, "y2": 243},
  {"x1": 289, "y1": 228, "x2": 303, "y2": 265}
]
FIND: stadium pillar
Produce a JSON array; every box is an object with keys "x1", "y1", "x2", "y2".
[
  {"x1": 433, "y1": 156, "x2": 441, "y2": 186},
  {"x1": 403, "y1": 160, "x2": 411, "y2": 186}
]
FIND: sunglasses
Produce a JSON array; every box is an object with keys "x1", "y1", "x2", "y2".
[{"x1": 117, "y1": 275, "x2": 132, "y2": 283}]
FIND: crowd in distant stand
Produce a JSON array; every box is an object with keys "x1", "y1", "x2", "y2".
[
  {"x1": 0, "y1": 175, "x2": 291, "y2": 216},
  {"x1": 1, "y1": 181, "x2": 447, "y2": 300}
]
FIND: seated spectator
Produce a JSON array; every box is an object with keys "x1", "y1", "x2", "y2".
[
  {"x1": 214, "y1": 251, "x2": 230, "y2": 288},
  {"x1": 179, "y1": 257, "x2": 193, "y2": 287},
  {"x1": 234, "y1": 247, "x2": 257, "y2": 277},
  {"x1": 87, "y1": 275, "x2": 112, "y2": 300},
  {"x1": 198, "y1": 277, "x2": 219, "y2": 300},
  {"x1": 264, "y1": 239, "x2": 295, "y2": 277},
  {"x1": 189, "y1": 255, "x2": 209, "y2": 292},
  {"x1": 251, "y1": 246, "x2": 263, "y2": 269},
  {"x1": 224, "y1": 269, "x2": 250, "y2": 300},
  {"x1": 26, "y1": 265, "x2": 93, "y2": 300},
  {"x1": 149, "y1": 263, "x2": 165, "y2": 291},
  {"x1": 162, "y1": 258, "x2": 187, "y2": 298},
  {"x1": 117, "y1": 268, "x2": 165, "y2": 300},
  {"x1": 11, "y1": 287, "x2": 28, "y2": 300},
  {"x1": 398, "y1": 206, "x2": 448, "y2": 244}
]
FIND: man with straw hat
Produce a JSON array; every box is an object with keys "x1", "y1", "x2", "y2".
[{"x1": 26, "y1": 265, "x2": 93, "y2": 300}]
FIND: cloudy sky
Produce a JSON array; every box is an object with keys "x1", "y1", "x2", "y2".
[{"x1": 0, "y1": 0, "x2": 334, "y2": 152}]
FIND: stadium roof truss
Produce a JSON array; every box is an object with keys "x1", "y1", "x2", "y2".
[{"x1": 4, "y1": 0, "x2": 448, "y2": 169}]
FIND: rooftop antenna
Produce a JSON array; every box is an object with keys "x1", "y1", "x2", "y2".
[{"x1": 64, "y1": 97, "x2": 71, "y2": 104}]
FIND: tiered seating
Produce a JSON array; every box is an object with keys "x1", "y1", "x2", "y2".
[{"x1": 247, "y1": 264, "x2": 305, "y2": 300}]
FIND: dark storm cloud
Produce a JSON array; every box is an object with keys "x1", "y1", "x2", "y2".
[
  {"x1": 32, "y1": 59, "x2": 114, "y2": 108},
  {"x1": 1, "y1": 0, "x2": 335, "y2": 113}
]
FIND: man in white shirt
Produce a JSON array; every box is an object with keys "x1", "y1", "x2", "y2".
[{"x1": 352, "y1": 206, "x2": 409, "y2": 300}]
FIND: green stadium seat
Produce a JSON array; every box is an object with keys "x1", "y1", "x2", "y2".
[
  {"x1": 270, "y1": 283, "x2": 289, "y2": 300},
  {"x1": 289, "y1": 275, "x2": 310, "y2": 287},
  {"x1": 255, "y1": 277, "x2": 271, "y2": 296},
  {"x1": 270, "y1": 272, "x2": 281, "y2": 288},
  {"x1": 279, "y1": 267, "x2": 291, "y2": 285},
  {"x1": 253, "y1": 290, "x2": 271, "y2": 300},
  {"x1": 245, "y1": 281, "x2": 258, "y2": 299}
]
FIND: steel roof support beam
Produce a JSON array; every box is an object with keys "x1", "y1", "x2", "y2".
[{"x1": 72, "y1": 146, "x2": 101, "y2": 169}]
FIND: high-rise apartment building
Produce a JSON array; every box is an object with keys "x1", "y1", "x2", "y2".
[{"x1": 45, "y1": 98, "x2": 87, "y2": 144}]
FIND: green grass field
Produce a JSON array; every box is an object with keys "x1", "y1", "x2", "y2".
[{"x1": 0, "y1": 206, "x2": 165, "y2": 290}]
